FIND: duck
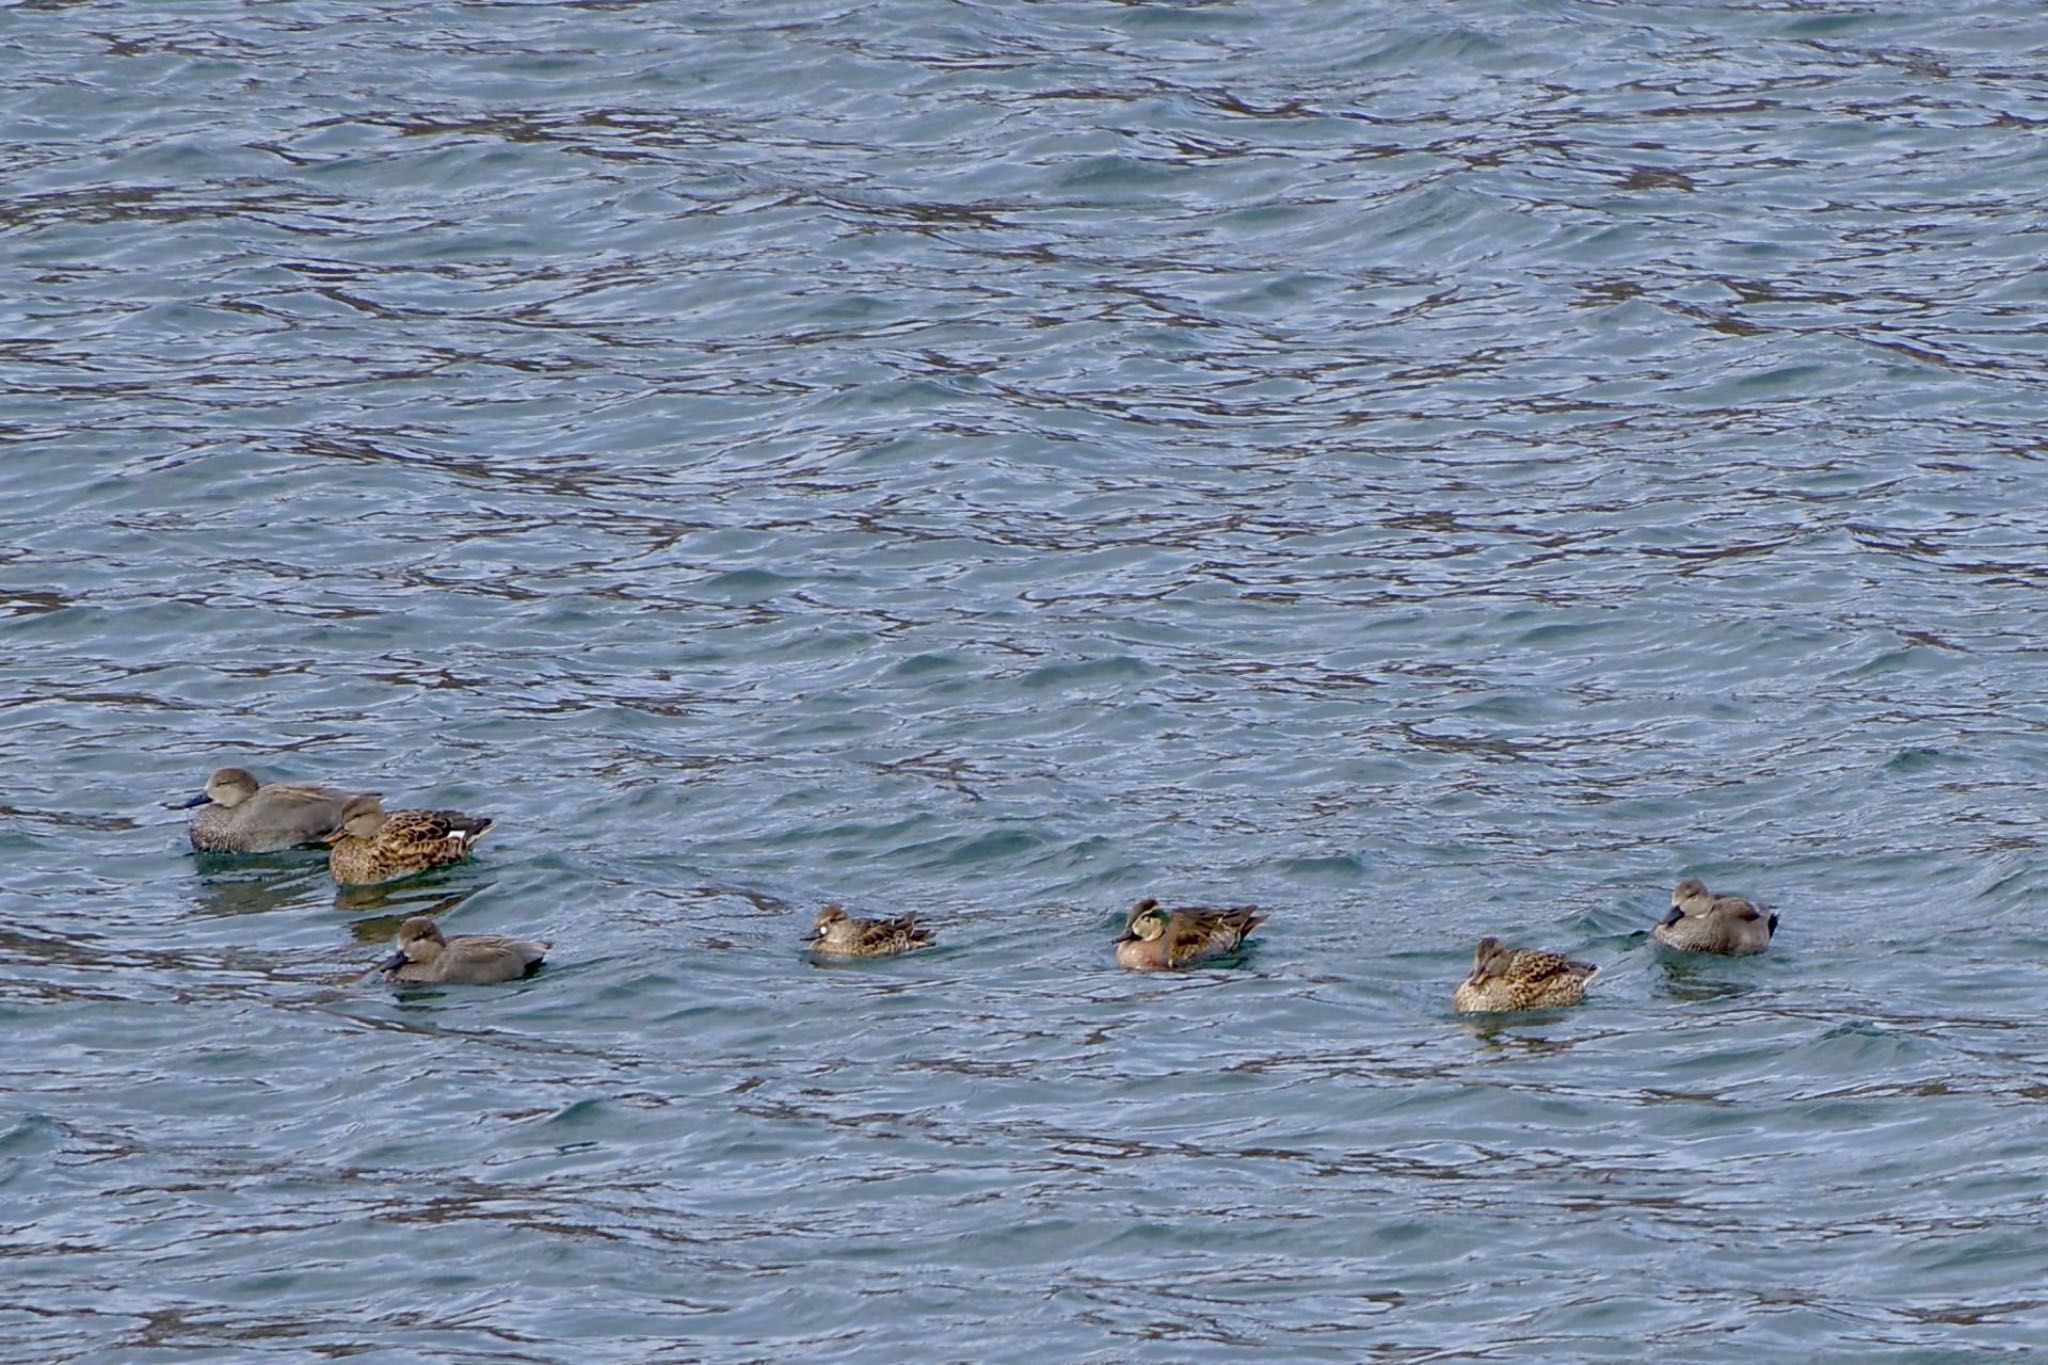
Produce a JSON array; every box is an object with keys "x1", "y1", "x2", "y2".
[
  {"x1": 322, "y1": 794, "x2": 493, "y2": 885},
  {"x1": 1653, "y1": 877, "x2": 1777, "y2": 955},
  {"x1": 176, "y1": 766, "x2": 375, "y2": 854},
  {"x1": 375, "y1": 915, "x2": 547, "y2": 984},
  {"x1": 1114, "y1": 896, "x2": 1263, "y2": 971},
  {"x1": 1452, "y1": 936, "x2": 1598, "y2": 1012},
  {"x1": 807, "y1": 904, "x2": 934, "y2": 958}
]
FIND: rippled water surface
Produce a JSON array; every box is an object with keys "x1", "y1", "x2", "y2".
[{"x1": 5, "y1": 0, "x2": 2048, "y2": 1358}]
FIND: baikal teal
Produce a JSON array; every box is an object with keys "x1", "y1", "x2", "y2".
[{"x1": 4, "y1": 1, "x2": 2047, "y2": 1361}]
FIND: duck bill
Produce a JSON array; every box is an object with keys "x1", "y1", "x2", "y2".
[
  {"x1": 1114, "y1": 930, "x2": 1138, "y2": 944},
  {"x1": 1658, "y1": 906, "x2": 1685, "y2": 927},
  {"x1": 171, "y1": 792, "x2": 211, "y2": 809},
  {"x1": 376, "y1": 950, "x2": 408, "y2": 972},
  {"x1": 319, "y1": 828, "x2": 346, "y2": 845}
]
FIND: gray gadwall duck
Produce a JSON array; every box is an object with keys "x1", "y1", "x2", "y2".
[
  {"x1": 807, "y1": 904, "x2": 934, "y2": 958},
  {"x1": 376, "y1": 915, "x2": 547, "y2": 984},
  {"x1": 1453, "y1": 936, "x2": 1598, "y2": 1013},
  {"x1": 322, "y1": 794, "x2": 493, "y2": 886},
  {"x1": 1114, "y1": 896, "x2": 1264, "y2": 971},
  {"x1": 1653, "y1": 877, "x2": 1778, "y2": 955},
  {"x1": 177, "y1": 766, "x2": 375, "y2": 854}
]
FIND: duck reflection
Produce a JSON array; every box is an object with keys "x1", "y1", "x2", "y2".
[
  {"x1": 335, "y1": 885, "x2": 477, "y2": 944},
  {"x1": 187, "y1": 854, "x2": 333, "y2": 918}
]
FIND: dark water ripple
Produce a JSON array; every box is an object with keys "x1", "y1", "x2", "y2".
[{"x1": 3, "y1": 0, "x2": 2047, "y2": 1359}]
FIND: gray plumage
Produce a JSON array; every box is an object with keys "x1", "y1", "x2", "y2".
[
  {"x1": 377, "y1": 916, "x2": 548, "y2": 984},
  {"x1": 180, "y1": 766, "x2": 374, "y2": 854},
  {"x1": 1653, "y1": 877, "x2": 1778, "y2": 955}
]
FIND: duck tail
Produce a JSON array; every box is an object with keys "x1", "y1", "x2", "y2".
[{"x1": 441, "y1": 813, "x2": 494, "y2": 847}]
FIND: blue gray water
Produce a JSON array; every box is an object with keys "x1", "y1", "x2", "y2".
[{"x1": 4, "y1": 1, "x2": 2047, "y2": 1359}]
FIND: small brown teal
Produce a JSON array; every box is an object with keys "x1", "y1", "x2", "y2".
[
  {"x1": 323, "y1": 794, "x2": 493, "y2": 886},
  {"x1": 1452, "y1": 936, "x2": 1598, "y2": 1013},
  {"x1": 807, "y1": 904, "x2": 934, "y2": 958}
]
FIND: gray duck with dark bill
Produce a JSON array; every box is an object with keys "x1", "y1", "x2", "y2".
[
  {"x1": 377, "y1": 915, "x2": 549, "y2": 984},
  {"x1": 177, "y1": 766, "x2": 377, "y2": 854},
  {"x1": 1653, "y1": 877, "x2": 1779, "y2": 955}
]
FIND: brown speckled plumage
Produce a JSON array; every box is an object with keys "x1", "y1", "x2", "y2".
[
  {"x1": 807, "y1": 904, "x2": 934, "y2": 958},
  {"x1": 1453, "y1": 936, "x2": 1598, "y2": 1013},
  {"x1": 323, "y1": 794, "x2": 492, "y2": 886}
]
